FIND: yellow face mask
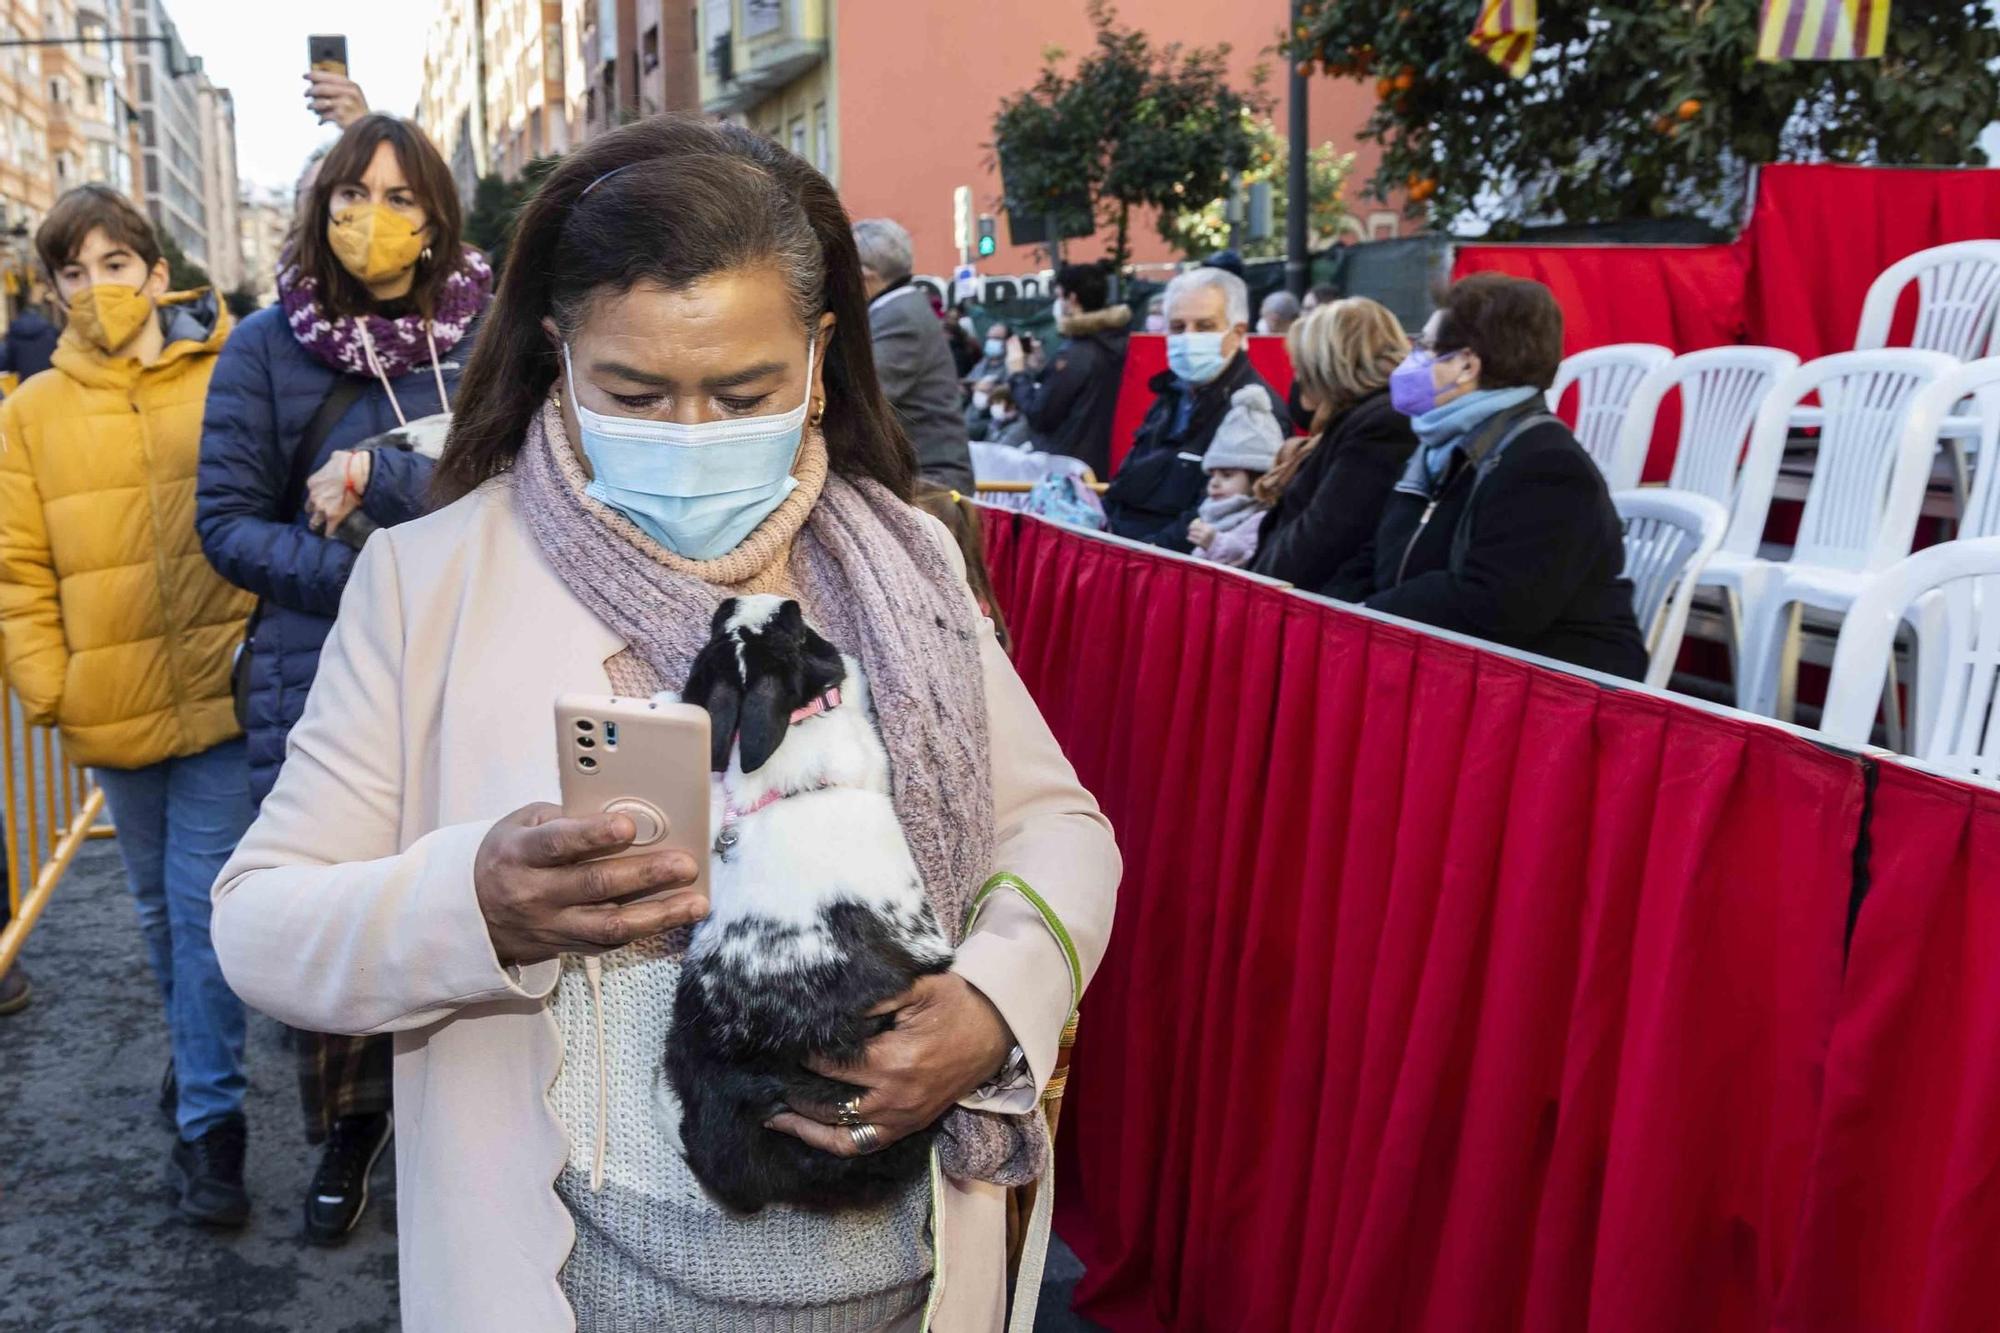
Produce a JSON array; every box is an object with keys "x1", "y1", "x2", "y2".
[
  {"x1": 328, "y1": 204, "x2": 427, "y2": 285},
  {"x1": 63, "y1": 283, "x2": 157, "y2": 355}
]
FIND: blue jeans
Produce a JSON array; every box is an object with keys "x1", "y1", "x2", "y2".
[{"x1": 94, "y1": 738, "x2": 256, "y2": 1139}]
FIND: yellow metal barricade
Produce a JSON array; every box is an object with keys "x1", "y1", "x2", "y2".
[{"x1": 0, "y1": 684, "x2": 109, "y2": 975}]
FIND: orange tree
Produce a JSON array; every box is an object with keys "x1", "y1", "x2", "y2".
[
  {"x1": 994, "y1": 1, "x2": 1268, "y2": 269},
  {"x1": 1289, "y1": 0, "x2": 2000, "y2": 234}
]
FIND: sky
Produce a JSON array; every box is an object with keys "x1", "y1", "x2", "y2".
[{"x1": 165, "y1": 0, "x2": 441, "y2": 192}]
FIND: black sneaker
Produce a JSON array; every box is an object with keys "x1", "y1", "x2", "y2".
[
  {"x1": 303, "y1": 1112, "x2": 392, "y2": 1246},
  {"x1": 158, "y1": 1060, "x2": 177, "y2": 1130},
  {"x1": 0, "y1": 966, "x2": 30, "y2": 1016},
  {"x1": 169, "y1": 1114, "x2": 250, "y2": 1228}
]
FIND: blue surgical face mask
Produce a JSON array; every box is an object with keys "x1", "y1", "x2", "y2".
[
  {"x1": 984, "y1": 337, "x2": 1005, "y2": 360},
  {"x1": 1168, "y1": 330, "x2": 1230, "y2": 385},
  {"x1": 564, "y1": 340, "x2": 814, "y2": 560}
]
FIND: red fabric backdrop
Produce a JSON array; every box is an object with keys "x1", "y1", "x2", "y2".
[
  {"x1": 983, "y1": 513, "x2": 1871, "y2": 1332},
  {"x1": 981, "y1": 510, "x2": 2000, "y2": 1333},
  {"x1": 1777, "y1": 760, "x2": 2000, "y2": 1333},
  {"x1": 1745, "y1": 163, "x2": 2000, "y2": 362},
  {"x1": 1106, "y1": 335, "x2": 1295, "y2": 477}
]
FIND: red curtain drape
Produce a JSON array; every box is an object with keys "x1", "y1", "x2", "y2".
[
  {"x1": 1107, "y1": 334, "x2": 1296, "y2": 477},
  {"x1": 983, "y1": 512, "x2": 1866, "y2": 1333},
  {"x1": 1745, "y1": 163, "x2": 2000, "y2": 362},
  {"x1": 1449, "y1": 242, "x2": 1751, "y2": 358},
  {"x1": 1777, "y1": 760, "x2": 2000, "y2": 1333}
]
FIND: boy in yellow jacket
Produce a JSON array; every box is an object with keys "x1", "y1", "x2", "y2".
[{"x1": 0, "y1": 185, "x2": 257, "y2": 1227}]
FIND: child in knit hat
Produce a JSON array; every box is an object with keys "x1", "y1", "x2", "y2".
[{"x1": 1188, "y1": 384, "x2": 1286, "y2": 568}]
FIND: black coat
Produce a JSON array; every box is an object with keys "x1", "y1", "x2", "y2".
[
  {"x1": 1330, "y1": 405, "x2": 1649, "y2": 680},
  {"x1": 1007, "y1": 305, "x2": 1132, "y2": 477},
  {"x1": 1251, "y1": 389, "x2": 1416, "y2": 589},
  {"x1": 1102, "y1": 349, "x2": 1283, "y2": 553},
  {"x1": 0, "y1": 309, "x2": 58, "y2": 382}
]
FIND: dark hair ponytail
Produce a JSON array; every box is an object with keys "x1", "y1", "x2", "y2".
[{"x1": 434, "y1": 114, "x2": 915, "y2": 505}]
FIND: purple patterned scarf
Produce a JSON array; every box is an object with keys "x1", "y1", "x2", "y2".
[
  {"x1": 514, "y1": 404, "x2": 1048, "y2": 1186},
  {"x1": 278, "y1": 249, "x2": 493, "y2": 378}
]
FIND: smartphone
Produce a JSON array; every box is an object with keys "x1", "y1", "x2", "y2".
[
  {"x1": 555, "y1": 694, "x2": 711, "y2": 901},
  {"x1": 307, "y1": 34, "x2": 348, "y2": 78}
]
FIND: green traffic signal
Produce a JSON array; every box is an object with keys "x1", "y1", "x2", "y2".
[{"x1": 977, "y1": 235, "x2": 996, "y2": 257}]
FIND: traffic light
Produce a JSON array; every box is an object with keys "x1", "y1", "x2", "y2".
[{"x1": 977, "y1": 214, "x2": 997, "y2": 258}]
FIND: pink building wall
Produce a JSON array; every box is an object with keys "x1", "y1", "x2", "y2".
[{"x1": 834, "y1": 0, "x2": 1390, "y2": 277}]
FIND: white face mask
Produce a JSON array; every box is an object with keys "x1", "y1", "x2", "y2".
[
  {"x1": 971, "y1": 390, "x2": 991, "y2": 411},
  {"x1": 563, "y1": 339, "x2": 815, "y2": 560}
]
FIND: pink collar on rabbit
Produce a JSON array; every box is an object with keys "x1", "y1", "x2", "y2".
[
  {"x1": 787, "y1": 685, "x2": 842, "y2": 726},
  {"x1": 714, "y1": 686, "x2": 845, "y2": 841}
]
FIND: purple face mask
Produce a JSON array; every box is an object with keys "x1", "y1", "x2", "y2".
[{"x1": 1389, "y1": 348, "x2": 1441, "y2": 416}]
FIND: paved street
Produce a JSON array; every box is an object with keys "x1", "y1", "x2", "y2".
[{"x1": 0, "y1": 837, "x2": 1097, "y2": 1332}]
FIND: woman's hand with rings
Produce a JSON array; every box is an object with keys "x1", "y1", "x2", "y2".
[
  {"x1": 765, "y1": 973, "x2": 1014, "y2": 1157},
  {"x1": 474, "y1": 803, "x2": 709, "y2": 965}
]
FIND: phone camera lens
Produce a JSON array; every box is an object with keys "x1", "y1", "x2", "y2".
[
  {"x1": 575, "y1": 719, "x2": 594, "y2": 732},
  {"x1": 577, "y1": 735, "x2": 595, "y2": 748},
  {"x1": 578, "y1": 756, "x2": 598, "y2": 772}
]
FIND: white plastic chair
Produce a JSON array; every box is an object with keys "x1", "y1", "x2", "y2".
[
  {"x1": 1695, "y1": 348, "x2": 1962, "y2": 718},
  {"x1": 1614, "y1": 488, "x2": 1729, "y2": 690},
  {"x1": 1822, "y1": 537, "x2": 2000, "y2": 779},
  {"x1": 1546, "y1": 343, "x2": 1674, "y2": 490},
  {"x1": 1943, "y1": 357, "x2": 2000, "y2": 539},
  {"x1": 1854, "y1": 241, "x2": 2000, "y2": 360},
  {"x1": 1616, "y1": 346, "x2": 1801, "y2": 514}
]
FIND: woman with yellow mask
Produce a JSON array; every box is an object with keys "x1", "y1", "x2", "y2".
[
  {"x1": 195, "y1": 113, "x2": 492, "y2": 1246},
  {"x1": 0, "y1": 184, "x2": 258, "y2": 1225}
]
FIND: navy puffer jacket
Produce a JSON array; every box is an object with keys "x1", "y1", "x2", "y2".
[{"x1": 196, "y1": 304, "x2": 481, "y2": 802}]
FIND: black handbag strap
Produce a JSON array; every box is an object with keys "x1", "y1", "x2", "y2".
[{"x1": 281, "y1": 374, "x2": 371, "y2": 520}]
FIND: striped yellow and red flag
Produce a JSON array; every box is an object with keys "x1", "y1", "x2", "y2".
[
  {"x1": 1757, "y1": 0, "x2": 1890, "y2": 60},
  {"x1": 1470, "y1": 0, "x2": 1537, "y2": 79}
]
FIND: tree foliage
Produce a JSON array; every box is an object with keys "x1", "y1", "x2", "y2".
[
  {"x1": 1166, "y1": 113, "x2": 1358, "y2": 259},
  {"x1": 158, "y1": 228, "x2": 208, "y2": 292},
  {"x1": 992, "y1": 0, "x2": 1270, "y2": 268},
  {"x1": 1289, "y1": 0, "x2": 2000, "y2": 233},
  {"x1": 463, "y1": 155, "x2": 563, "y2": 275}
]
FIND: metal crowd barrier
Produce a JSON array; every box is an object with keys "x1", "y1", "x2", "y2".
[{"x1": 0, "y1": 686, "x2": 110, "y2": 976}]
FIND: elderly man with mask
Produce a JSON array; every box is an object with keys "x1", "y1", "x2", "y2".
[
  {"x1": 852, "y1": 216, "x2": 976, "y2": 492},
  {"x1": 1102, "y1": 266, "x2": 1284, "y2": 551}
]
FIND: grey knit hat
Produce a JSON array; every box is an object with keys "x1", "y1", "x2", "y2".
[{"x1": 1202, "y1": 385, "x2": 1285, "y2": 473}]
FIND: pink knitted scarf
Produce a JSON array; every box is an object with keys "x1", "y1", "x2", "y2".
[{"x1": 512, "y1": 403, "x2": 1046, "y2": 1186}]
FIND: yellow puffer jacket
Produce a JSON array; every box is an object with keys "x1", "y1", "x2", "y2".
[{"x1": 0, "y1": 294, "x2": 254, "y2": 769}]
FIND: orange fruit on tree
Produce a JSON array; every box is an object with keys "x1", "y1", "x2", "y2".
[
  {"x1": 1376, "y1": 75, "x2": 1395, "y2": 98},
  {"x1": 1676, "y1": 97, "x2": 1702, "y2": 120},
  {"x1": 1393, "y1": 67, "x2": 1415, "y2": 91},
  {"x1": 1653, "y1": 114, "x2": 1674, "y2": 134},
  {"x1": 1407, "y1": 176, "x2": 1437, "y2": 202}
]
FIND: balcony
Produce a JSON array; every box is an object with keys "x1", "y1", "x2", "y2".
[{"x1": 700, "y1": 0, "x2": 825, "y2": 116}]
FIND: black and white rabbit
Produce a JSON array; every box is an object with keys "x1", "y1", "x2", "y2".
[{"x1": 667, "y1": 595, "x2": 953, "y2": 1213}]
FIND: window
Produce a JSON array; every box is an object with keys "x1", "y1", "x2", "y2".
[
  {"x1": 812, "y1": 101, "x2": 828, "y2": 173},
  {"x1": 743, "y1": 0, "x2": 782, "y2": 38},
  {"x1": 643, "y1": 24, "x2": 659, "y2": 71},
  {"x1": 788, "y1": 116, "x2": 805, "y2": 159}
]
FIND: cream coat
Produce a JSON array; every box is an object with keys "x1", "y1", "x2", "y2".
[{"x1": 209, "y1": 475, "x2": 1119, "y2": 1332}]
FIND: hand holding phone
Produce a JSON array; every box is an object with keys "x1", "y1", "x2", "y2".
[{"x1": 473, "y1": 804, "x2": 707, "y2": 965}]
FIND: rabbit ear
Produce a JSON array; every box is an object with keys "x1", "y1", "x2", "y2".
[
  {"x1": 681, "y1": 640, "x2": 742, "y2": 773},
  {"x1": 735, "y1": 670, "x2": 791, "y2": 774}
]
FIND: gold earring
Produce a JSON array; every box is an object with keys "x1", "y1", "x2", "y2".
[{"x1": 809, "y1": 401, "x2": 825, "y2": 427}]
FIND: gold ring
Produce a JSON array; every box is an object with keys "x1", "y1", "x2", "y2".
[
  {"x1": 837, "y1": 1096, "x2": 863, "y2": 1126},
  {"x1": 848, "y1": 1122, "x2": 881, "y2": 1153}
]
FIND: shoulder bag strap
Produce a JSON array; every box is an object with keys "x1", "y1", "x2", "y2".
[{"x1": 281, "y1": 374, "x2": 372, "y2": 521}]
